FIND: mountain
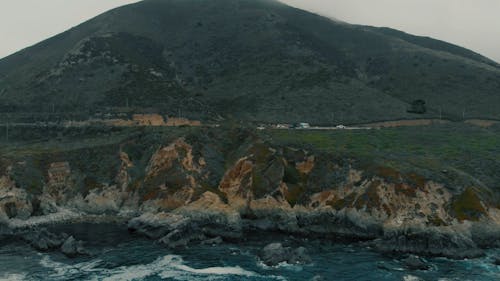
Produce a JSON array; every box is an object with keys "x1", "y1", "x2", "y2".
[{"x1": 0, "y1": 0, "x2": 499, "y2": 124}]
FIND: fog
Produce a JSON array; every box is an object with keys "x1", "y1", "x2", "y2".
[
  {"x1": 0, "y1": 0, "x2": 499, "y2": 62},
  {"x1": 282, "y1": 0, "x2": 500, "y2": 63}
]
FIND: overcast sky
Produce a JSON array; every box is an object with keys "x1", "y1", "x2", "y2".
[{"x1": 0, "y1": 0, "x2": 499, "y2": 62}]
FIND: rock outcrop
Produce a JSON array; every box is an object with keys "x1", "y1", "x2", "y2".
[
  {"x1": 61, "y1": 236, "x2": 89, "y2": 258},
  {"x1": 0, "y1": 132, "x2": 499, "y2": 260},
  {"x1": 20, "y1": 228, "x2": 68, "y2": 251},
  {"x1": 401, "y1": 255, "x2": 430, "y2": 271},
  {"x1": 375, "y1": 225, "x2": 485, "y2": 259},
  {"x1": 259, "y1": 243, "x2": 312, "y2": 266}
]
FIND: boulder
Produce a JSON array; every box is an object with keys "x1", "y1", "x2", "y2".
[
  {"x1": 200, "y1": 236, "x2": 223, "y2": 246},
  {"x1": 289, "y1": 247, "x2": 312, "y2": 264},
  {"x1": 259, "y1": 243, "x2": 312, "y2": 266},
  {"x1": 402, "y1": 255, "x2": 430, "y2": 270},
  {"x1": 158, "y1": 228, "x2": 206, "y2": 249},
  {"x1": 21, "y1": 228, "x2": 68, "y2": 251},
  {"x1": 61, "y1": 236, "x2": 88, "y2": 258}
]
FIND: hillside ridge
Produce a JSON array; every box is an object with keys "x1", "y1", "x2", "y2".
[{"x1": 0, "y1": 0, "x2": 499, "y2": 124}]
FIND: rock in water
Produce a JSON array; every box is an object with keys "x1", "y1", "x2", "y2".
[
  {"x1": 21, "y1": 228, "x2": 68, "y2": 251},
  {"x1": 61, "y1": 236, "x2": 88, "y2": 258},
  {"x1": 289, "y1": 247, "x2": 312, "y2": 264},
  {"x1": 158, "y1": 228, "x2": 206, "y2": 249},
  {"x1": 402, "y1": 255, "x2": 430, "y2": 270},
  {"x1": 200, "y1": 236, "x2": 223, "y2": 246},
  {"x1": 259, "y1": 243, "x2": 311, "y2": 266},
  {"x1": 260, "y1": 243, "x2": 289, "y2": 266}
]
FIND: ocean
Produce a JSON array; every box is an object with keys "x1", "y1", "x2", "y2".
[{"x1": 0, "y1": 223, "x2": 498, "y2": 281}]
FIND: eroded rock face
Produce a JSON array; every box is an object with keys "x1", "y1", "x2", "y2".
[
  {"x1": 0, "y1": 176, "x2": 32, "y2": 220},
  {"x1": 0, "y1": 135, "x2": 498, "y2": 259},
  {"x1": 375, "y1": 225, "x2": 485, "y2": 259}
]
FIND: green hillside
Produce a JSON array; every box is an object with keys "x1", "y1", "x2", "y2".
[{"x1": 0, "y1": 0, "x2": 499, "y2": 124}]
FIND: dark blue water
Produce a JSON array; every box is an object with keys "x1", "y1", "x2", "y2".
[{"x1": 0, "y1": 224, "x2": 498, "y2": 281}]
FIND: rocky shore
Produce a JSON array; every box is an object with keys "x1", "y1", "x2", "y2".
[{"x1": 1, "y1": 132, "x2": 500, "y2": 263}]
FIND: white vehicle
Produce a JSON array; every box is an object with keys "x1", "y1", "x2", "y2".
[{"x1": 298, "y1": 123, "x2": 311, "y2": 129}]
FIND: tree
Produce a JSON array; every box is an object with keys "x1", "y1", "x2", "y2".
[{"x1": 407, "y1": 99, "x2": 427, "y2": 114}]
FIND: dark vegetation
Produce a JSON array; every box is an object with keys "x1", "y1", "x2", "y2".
[
  {"x1": 0, "y1": 0, "x2": 498, "y2": 124},
  {"x1": 407, "y1": 99, "x2": 427, "y2": 114}
]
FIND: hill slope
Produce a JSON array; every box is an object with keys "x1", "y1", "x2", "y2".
[{"x1": 0, "y1": 0, "x2": 499, "y2": 123}]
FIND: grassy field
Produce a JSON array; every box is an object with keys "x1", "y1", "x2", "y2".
[{"x1": 262, "y1": 124, "x2": 500, "y2": 193}]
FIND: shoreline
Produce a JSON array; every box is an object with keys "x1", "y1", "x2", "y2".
[{"x1": 2, "y1": 210, "x2": 498, "y2": 262}]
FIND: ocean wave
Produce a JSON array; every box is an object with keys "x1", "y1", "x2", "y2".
[
  {"x1": 403, "y1": 275, "x2": 423, "y2": 281},
  {"x1": 39, "y1": 255, "x2": 104, "y2": 278},
  {"x1": 39, "y1": 253, "x2": 285, "y2": 281},
  {"x1": 0, "y1": 273, "x2": 29, "y2": 281},
  {"x1": 256, "y1": 259, "x2": 304, "y2": 272}
]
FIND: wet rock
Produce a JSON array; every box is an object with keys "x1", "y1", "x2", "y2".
[
  {"x1": 0, "y1": 223, "x2": 12, "y2": 242},
  {"x1": 127, "y1": 213, "x2": 189, "y2": 239},
  {"x1": 4, "y1": 202, "x2": 17, "y2": 219},
  {"x1": 61, "y1": 236, "x2": 88, "y2": 258},
  {"x1": 200, "y1": 225, "x2": 243, "y2": 241},
  {"x1": 375, "y1": 227, "x2": 485, "y2": 259},
  {"x1": 289, "y1": 247, "x2": 312, "y2": 264},
  {"x1": 200, "y1": 236, "x2": 223, "y2": 246},
  {"x1": 402, "y1": 255, "x2": 430, "y2": 270},
  {"x1": 38, "y1": 195, "x2": 58, "y2": 215},
  {"x1": 470, "y1": 223, "x2": 500, "y2": 248},
  {"x1": 259, "y1": 243, "x2": 311, "y2": 266},
  {"x1": 260, "y1": 243, "x2": 289, "y2": 266},
  {"x1": 21, "y1": 228, "x2": 68, "y2": 251},
  {"x1": 158, "y1": 228, "x2": 206, "y2": 249},
  {"x1": 0, "y1": 223, "x2": 11, "y2": 235},
  {"x1": 493, "y1": 257, "x2": 500, "y2": 266}
]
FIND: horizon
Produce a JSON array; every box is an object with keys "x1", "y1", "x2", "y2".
[{"x1": 0, "y1": 0, "x2": 499, "y2": 63}]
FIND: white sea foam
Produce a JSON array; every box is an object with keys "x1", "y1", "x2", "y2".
[
  {"x1": 257, "y1": 259, "x2": 304, "y2": 272},
  {"x1": 38, "y1": 253, "x2": 285, "y2": 281},
  {"x1": 0, "y1": 273, "x2": 29, "y2": 281},
  {"x1": 40, "y1": 255, "x2": 103, "y2": 278},
  {"x1": 7, "y1": 208, "x2": 81, "y2": 229},
  {"x1": 102, "y1": 255, "x2": 258, "y2": 281},
  {"x1": 403, "y1": 275, "x2": 423, "y2": 281}
]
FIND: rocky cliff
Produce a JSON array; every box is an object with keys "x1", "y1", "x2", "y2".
[{"x1": 1, "y1": 127, "x2": 499, "y2": 259}]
